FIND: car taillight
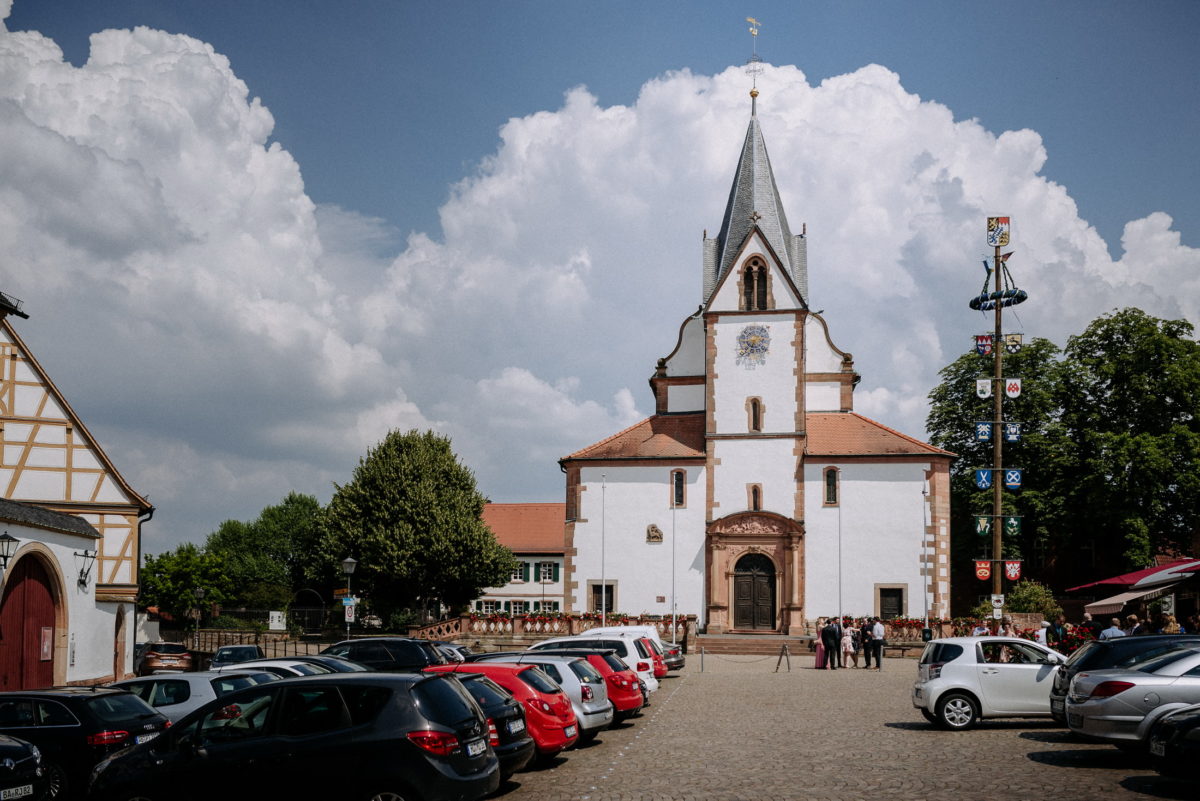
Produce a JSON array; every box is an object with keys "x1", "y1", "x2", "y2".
[
  {"x1": 637, "y1": 662, "x2": 650, "y2": 673},
  {"x1": 486, "y1": 718, "x2": 499, "y2": 747},
  {"x1": 86, "y1": 730, "x2": 129, "y2": 746},
  {"x1": 407, "y1": 730, "x2": 460, "y2": 756},
  {"x1": 526, "y1": 698, "x2": 553, "y2": 715},
  {"x1": 610, "y1": 675, "x2": 628, "y2": 688},
  {"x1": 581, "y1": 685, "x2": 593, "y2": 702},
  {"x1": 163, "y1": 720, "x2": 172, "y2": 729},
  {"x1": 1088, "y1": 681, "x2": 1135, "y2": 699},
  {"x1": 927, "y1": 663, "x2": 944, "y2": 680}
]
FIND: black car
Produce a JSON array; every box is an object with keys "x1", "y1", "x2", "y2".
[
  {"x1": 1148, "y1": 701, "x2": 1200, "y2": 779},
  {"x1": 452, "y1": 672, "x2": 534, "y2": 780},
  {"x1": 0, "y1": 687, "x2": 170, "y2": 799},
  {"x1": 0, "y1": 734, "x2": 48, "y2": 800},
  {"x1": 88, "y1": 673, "x2": 500, "y2": 801},
  {"x1": 1049, "y1": 634, "x2": 1200, "y2": 722},
  {"x1": 321, "y1": 637, "x2": 448, "y2": 672}
]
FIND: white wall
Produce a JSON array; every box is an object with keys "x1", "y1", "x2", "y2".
[
  {"x1": 572, "y1": 465, "x2": 706, "y2": 623},
  {"x1": 711, "y1": 314, "x2": 799, "y2": 434},
  {"x1": 665, "y1": 315, "x2": 704, "y2": 376},
  {"x1": 709, "y1": 232, "x2": 803, "y2": 311},
  {"x1": 804, "y1": 315, "x2": 845, "y2": 372},
  {"x1": 667, "y1": 383, "x2": 705, "y2": 412},
  {"x1": 805, "y1": 382, "x2": 841, "y2": 412},
  {"x1": 802, "y1": 461, "x2": 931, "y2": 618},
  {"x1": 712, "y1": 439, "x2": 796, "y2": 518}
]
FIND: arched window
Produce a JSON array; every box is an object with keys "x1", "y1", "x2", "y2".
[
  {"x1": 670, "y1": 469, "x2": 686, "y2": 508},
  {"x1": 824, "y1": 467, "x2": 839, "y2": 506},
  {"x1": 740, "y1": 260, "x2": 771, "y2": 311},
  {"x1": 742, "y1": 264, "x2": 756, "y2": 310},
  {"x1": 749, "y1": 398, "x2": 762, "y2": 432},
  {"x1": 756, "y1": 267, "x2": 768, "y2": 309},
  {"x1": 749, "y1": 484, "x2": 762, "y2": 511}
]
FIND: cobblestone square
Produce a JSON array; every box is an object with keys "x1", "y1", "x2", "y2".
[{"x1": 495, "y1": 654, "x2": 1196, "y2": 801}]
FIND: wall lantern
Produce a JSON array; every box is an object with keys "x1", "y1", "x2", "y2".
[
  {"x1": 0, "y1": 532, "x2": 18, "y2": 571},
  {"x1": 74, "y1": 548, "x2": 97, "y2": 587}
]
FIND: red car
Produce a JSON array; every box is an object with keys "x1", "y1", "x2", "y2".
[
  {"x1": 425, "y1": 663, "x2": 578, "y2": 758},
  {"x1": 526, "y1": 648, "x2": 644, "y2": 720},
  {"x1": 637, "y1": 637, "x2": 668, "y2": 679}
]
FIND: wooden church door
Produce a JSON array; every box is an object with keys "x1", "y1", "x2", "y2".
[
  {"x1": 733, "y1": 553, "x2": 776, "y2": 630},
  {"x1": 0, "y1": 557, "x2": 57, "y2": 690}
]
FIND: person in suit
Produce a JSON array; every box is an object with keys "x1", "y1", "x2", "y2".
[
  {"x1": 821, "y1": 617, "x2": 842, "y2": 670},
  {"x1": 860, "y1": 616, "x2": 874, "y2": 669}
]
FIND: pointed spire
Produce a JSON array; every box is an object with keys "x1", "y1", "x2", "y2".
[{"x1": 711, "y1": 106, "x2": 795, "y2": 289}]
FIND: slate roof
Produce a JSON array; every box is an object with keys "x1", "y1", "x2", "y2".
[
  {"x1": 0, "y1": 497, "x2": 101, "y2": 539},
  {"x1": 563, "y1": 414, "x2": 706, "y2": 461},
  {"x1": 805, "y1": 412, "x2": 953, "y2": 457},
  {"x1": 714, "y1": 114, "x2": 794, "y2": 288},
  {"x1": 482, "y1": 503, "x2": 566, "y2": 554}
]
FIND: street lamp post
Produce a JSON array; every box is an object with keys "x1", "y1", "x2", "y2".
[
  {"x1": 341, "y1": 557, "x2": 357, "y2": 641},
  {"x1": 193, "y1": 587, "x2": 206, "y2": 649}
]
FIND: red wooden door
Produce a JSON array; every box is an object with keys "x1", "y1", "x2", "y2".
[{"x1": 0, "y1": 557, "x2": 57, "y2": 690}]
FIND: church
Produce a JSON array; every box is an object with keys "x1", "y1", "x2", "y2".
[{"x1": 558, "y1": 90, "x2": 954, "y2": 634}]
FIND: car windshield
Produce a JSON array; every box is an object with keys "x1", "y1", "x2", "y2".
[
  {"x1": 211, "y1": 674, "x2": 278, "y2": 695},
  {"x1": 217, "y1": 647, "x2": 259, "y2": 660},
  {"x1": 149, "y1": 644, "x2": 188, "y2": 655},
  {"x1": 462, "y1": 676, "x2": 511, "y2": 708},
  {"x1": 568, "y1": 660, "x2": 603, "y2": 684},
  {"x1": 632, "y1": 639, "x2": 650, "y2": 658},
  {"x1": 518, "y1": 667, "x2": 561, "y2": 695},
  {"x1": 85, "y1": 693, "x2": 159, "y2": 723},
  {"x1": 1063, "y1": 640, "x2": 1099, "y2": 668},
  {"x1": 412, "y1": 676, "x2": 479, "y2": 726},
  {"x1": 600, "y1": 653, "x2": 626, "y2": 673},
  {"x1": 1115, "y1": 644, "x2": 1196, "y2": 670}
]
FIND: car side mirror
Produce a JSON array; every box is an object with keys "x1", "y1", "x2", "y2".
[{"x1": 178, "y1": 734, "x2": 208, "y2": 759}]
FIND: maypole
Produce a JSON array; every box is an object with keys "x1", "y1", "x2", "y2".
[{"x1": 969, "y1": 217, "x2": 1028, "y2": 618}]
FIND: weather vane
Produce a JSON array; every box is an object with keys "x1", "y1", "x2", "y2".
[{"x1": 745, "y1": 17, "x2": 764, "y2": 88}]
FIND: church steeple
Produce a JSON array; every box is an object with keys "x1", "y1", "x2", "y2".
[{"x1": 702, "y1": 94, "x2": 808, "y2": 306}]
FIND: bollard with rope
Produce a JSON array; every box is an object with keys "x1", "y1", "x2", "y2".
[
  {"x1": 774, "y1": 643, "x2": 790, "y2": 672},
  {"x1": 700, "y1": 646, "x2": 705, "y2": 673}
]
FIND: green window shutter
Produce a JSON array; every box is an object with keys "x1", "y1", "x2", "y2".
[
  {"x1": 552, "y1": 562, "x2": 560, "y2": 582},
  {"x1": 552, "y1": 602, "x2": 560, "y2": 612},
  {"x1": 504, "y1": 601, "x2": 511, "y2": 613},
  {"x1": 522, "y1": 562, "x2": 530, "y2": 582},
  {"x1": 533, "y1": 601, "x2": 540, "y2": 612},
  {"x1": 474, "y1": 600, "x2": 481, "y2": 611}
]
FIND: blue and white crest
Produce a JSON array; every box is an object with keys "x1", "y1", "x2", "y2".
[
  {"x1": 975, "y1": 469, "x2": 992, "y2": 490},
  {"x1": 975, "y1": 422, "x2": 993, "y2": 442},
  {"x1": 1004, "y1": 423, "x2": 1021, "y2": 443},
  {"x1": 1004, "y1": 469, "x2": 1023, "y2": 490}
]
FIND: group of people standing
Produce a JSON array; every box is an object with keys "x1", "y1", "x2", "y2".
[{"x1": 812, "y1": 616, "x2": 886, "y2": 671}]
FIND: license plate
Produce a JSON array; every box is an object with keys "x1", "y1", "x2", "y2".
[
  {"x1": 507, "y1": 718, "x2": 525, "y2": 734},
  {"x1": 1051, "y1": 698, "x2": 1064, "y2": 714},
  {"x1": 135, "y1": 732, "x2": 160, "y2": 744},
  {"x1": 1150, "y1": 739, "x2": 1166, "y2": 757},
  {"x1": 465, "y1": 739, "x2": 486, "y2": 757},
  {"x1": 1, "y1": 786, "x2": 32, "y2": 800},
  {"x1": 564, "y1": 725, "x2": 577, "y2": 738}
]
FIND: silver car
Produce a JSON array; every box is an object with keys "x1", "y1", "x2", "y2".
[
  {"x1": 1067, "y1": 644, "x2": 1200, "y2": 748},
  {"x1": 473, "y1": 653, "x2": 614, "y2": 741},
  {"x1": 110, "y1": 670, "x2": 280, "y2": 721}
]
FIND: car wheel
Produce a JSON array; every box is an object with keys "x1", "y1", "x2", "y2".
[
  {"x1": 936, "y1": 693, "x2": 978, "y2": 730},
  {"x1": 363, "y1": 793, "x2": 408, "y2": 801},
  {"x1": 44, "y1": 762, "x2": 69, "y2": 799},
  {"x1": 920, "y1": 708, "x2": 938, "y2": 724}
]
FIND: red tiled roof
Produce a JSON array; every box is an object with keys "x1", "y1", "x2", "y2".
[
  {"x1": 482, "y1": 503, "x2": 566, "y2": 554},
  {"x1": 564, "y1": 414, "x2": 706, "y2": 460},
  {"x1": 805, "y1": 412, "x2": 953, "y2": 457}
]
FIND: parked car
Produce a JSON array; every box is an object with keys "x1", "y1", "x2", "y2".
[
  {"x1": 577, "y1": 625, "x2": 685, "y2": 670},
  {"x1": 426, "y1": 663, "x2": 578, "y2": 760},
  {"x1": 88, "y1": 673, "x2": 500, "y2": 801},
  {"x1": 470, "y1": 653, "x2": 614, "y2": 741},
  {"x1": 530, "y1": 636, "x2": 659, "y2": 694},
  {"x1": 1147, "y1": 701, "x2": 1200, "y2": 778},
  {"x1": 0, "y1": 687, "x2": 170, "y2": 799},
  {"x1": 432, "y1": 641, "x2": 474, "y2": 663},
  {"x1": 912, "y1": 636, "x2": 1066, "y2": 730},
  {"x1": 211, "y1": 658, "x2": 336, "y2": 677},
  {"x1": 513, "y1": 647, "x2": 644, "y2": 720},
  {"x1": 138, "y1": 643, "x2": 194, "y2": 675},
  {"x1": 206, "y1": 644, "x2": 264, "y2": 670},
  {"x1": 111, "y1": 670, "x2": 281, "y2": 721},
  {"x1": 433, "y1": 671, "x2": 534, "y2": 780},
  {"x1": 283, "y1": 654, "x2": 373, "y2": 673},
  {"x1": 1048, "y1": 634, "x2": 1200, "y2": 722},
  {"x1": 0, "y1": 734, "x2": 48, "y2": 801},
  {"x1": 321, "y1": 637, "x2": 449, "y2": 672},
  {"x1": 1066, "y1": 644, "x2": 1200, "y2": 749}
]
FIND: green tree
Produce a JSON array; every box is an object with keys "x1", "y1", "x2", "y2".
[
  {"x1": 1058, "y1": 309, "x2": 1200, "y2": 566},
  {"x1": 316, "y1": 429, "x2": 517, "y2": 619},
  {"x1": 139, "y1": 543, "x2": 233, "y2": 625},
  {"x1": 206, "y1": 492, "x2": 323, "y2": 608}
]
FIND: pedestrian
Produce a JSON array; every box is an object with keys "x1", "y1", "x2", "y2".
[
  {"x1": 971, "y1": 620, "x2": 990, "y2": 636},
  {"x1": 821, "y1": 617, "x2": 841, "y2": 670},
  {"x1": 1080, "y1": 612, "x2": 1103, "y2": 639},
  {"x1": 1034, "y1": 621, "x2": 1050, "y2": 645},
  {"x1": 1162, "y1": 615, "x2": 1182, "y2": 634},
  {"x1": 860, "y1": 616, "x2": 874, "y2": 669},
  {"x1": 1099, "y1": 617, "x2": 1126, "y2": 640},
  {"x1": 848, "y1": 620, "x2": 862, "y2": 667},
  {"x1": 813, "y1": 617, "x2": 827, "y2": 669},
  {"x1": 841, "y1": 620, "x2": 855, "y2": 668},
  {"x1": 870, "y1": 617, "x2": 886, "y2": 670},
  {"x1": 1048, "y1": 614, "x2": 1068, "y2": 646},
  {"x1": 1124, "y1": 614, "x2": 1142, "y2": 636}
]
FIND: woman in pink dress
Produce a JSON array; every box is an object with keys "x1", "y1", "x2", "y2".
[{"x1": 814, "y1": 617, "x2": 827, "y2": 669}]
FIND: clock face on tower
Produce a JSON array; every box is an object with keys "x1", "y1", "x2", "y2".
[{"x1": 736, "y1": 324, "x2": 771, "y2": 369}]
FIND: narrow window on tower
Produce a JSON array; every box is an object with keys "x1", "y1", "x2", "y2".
[
  {"x1": 748, "y1": 484, "x2": 763, "y2": 511},
  {"x1": 755, "y1": 264, "x2": 768, "y2": 309},
  {"x1": 670, "y1": 469, "x2": 686, "y2": 508},
  {"x1": 742, "y1": 264, "x2": 756, "y2": 310},
  {"x1": 748, "y1": 397, "x2": 763, "y2": 432},
  {"x1": 824, "y1": 467, "x2": 839, "y2": 506}
]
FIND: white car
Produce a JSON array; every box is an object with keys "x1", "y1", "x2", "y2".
[
  {"x1": 530, "y1": 635, "x2": 660, "y2": 694},
  {"x1": 110, "y1": 670, "x2": 280, "y2": 721},
  {"x1": 212, "y1": 658, "x2": 336, "y2": 677},
  {"x1": 912, "y1": 636, "x2": 1066, "y2": 730}
]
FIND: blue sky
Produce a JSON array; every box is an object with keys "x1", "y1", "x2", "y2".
[{"x1": 1, "y1": 1, "x2": 1197, "y2": 551}]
